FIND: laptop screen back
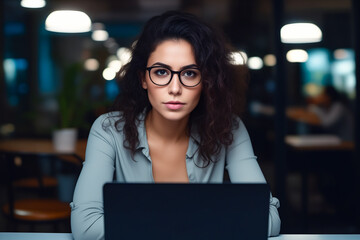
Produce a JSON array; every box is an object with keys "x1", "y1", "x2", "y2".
[{"x1": 103, "y1": 183, "x2": 269, "y2": 240}]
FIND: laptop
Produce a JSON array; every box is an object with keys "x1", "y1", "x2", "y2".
[{"x1": 103, "y1": 183, "x2": 269, "y2": 240}]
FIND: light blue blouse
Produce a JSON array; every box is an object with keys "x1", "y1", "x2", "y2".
[{"x1": 70, "y1": 112, "x2": 281, "y2": 240}]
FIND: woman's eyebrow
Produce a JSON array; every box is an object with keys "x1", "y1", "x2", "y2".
[
  {"x1": 151, "y1": 62, "x2": 171, "y2": 68},
  {"x1": 150, "y1": 62, "x2": 199, "y2": 70},
  {"x1": 180, "y1": 64, "x2": 199, "y2": 70}
]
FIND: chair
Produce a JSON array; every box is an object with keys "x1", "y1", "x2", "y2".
[{"x1": 1, "y1": 153, "x2": 72, "y2": 232}]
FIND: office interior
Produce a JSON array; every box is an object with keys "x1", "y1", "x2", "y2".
[{"x1": 0, "y1": 0, "x2": 359, "y2": 235}]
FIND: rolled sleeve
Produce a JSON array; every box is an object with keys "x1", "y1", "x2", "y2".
[
  {"x1": 226, "y1": 119, "x2": 281, "y2": 236},
  {"x1": 71, "y1": 115, "x2": 116, "y2": 240}
]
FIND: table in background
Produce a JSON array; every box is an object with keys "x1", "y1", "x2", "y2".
[
  {"x1": 0, "y1": 139, "x2": 87, "y2": 164},
  {"x1": 1, "y1": 233, "x2": 360, "y2": 240},
  {"x1": 285, "y1": 135, "x2": 355, "y2": 231},
  {"x1": 0, "y1": 139, "x2": 88, "y2": 229}
]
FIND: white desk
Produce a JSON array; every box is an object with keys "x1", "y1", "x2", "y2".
[
  {"x1": 273, "y1": 235, "x2": 360, "y2": 240},
  {"x1": 0, "y1": 233, "x2": 360, "y2": 240},
  {"x1": 0, "y1": 233, "x2": 72, "y2": 240}
]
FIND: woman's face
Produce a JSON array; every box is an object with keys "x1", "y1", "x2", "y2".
[{"x1": 142, "y1": 39, "x2": 202, "y2": 122}]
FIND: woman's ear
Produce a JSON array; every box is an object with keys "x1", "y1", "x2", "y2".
[
  {"x1": 139, "y1": 72, "x2": 148, "y2": 89},
  {"x1": 141, "y1": 78, "x2": 148, "y2": 89}
]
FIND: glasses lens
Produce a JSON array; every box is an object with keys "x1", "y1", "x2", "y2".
[
  {"x1": 149, "y1": 67, "x2": 171, "y2": 85},
  {"x1": 180, "y1": 68, "x2": 201, "y2": 87}
]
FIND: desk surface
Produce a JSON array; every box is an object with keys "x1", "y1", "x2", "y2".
[
  {"x1": 0, "y1": 233, "x2": 359, "y2": 240},
  {"x1": 285, "y1": 135, "x2": 354, "y2": 151},
  {"x1": 0, "y1": 139, "x2": 87, "y2": 163}
]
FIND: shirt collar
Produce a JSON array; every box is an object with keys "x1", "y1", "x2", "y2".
[
  {"x1": 186, "y1": 130, "x2": 200, "y2": 159},
  {"x1": 136, "y1": 113, "x2": 150, "y2": 158}
]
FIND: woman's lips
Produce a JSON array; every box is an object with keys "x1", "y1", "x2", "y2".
[{"x1": 164, "y1": 101, "x2": 185, "y2": 110}]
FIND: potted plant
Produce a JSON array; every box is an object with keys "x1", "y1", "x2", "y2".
[{"x1": 53, "y1": 62, "x2": 89, "y2": 152}]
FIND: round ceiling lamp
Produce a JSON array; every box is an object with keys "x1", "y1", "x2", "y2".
[
  {"x1": 263, "y1": 54, "x2": 277, "y2": 67},
  {"x1": 21, "y1": 0, "x2": 46, "y2": 8},
  {"x1": 281, "y1": 23, "x2": 322, "y2": 44},
  {"x1": 286, "y1": 49, "x2": 309, "y2": 63},
  {"x1": 92, "y1": 30, "x2": 109, "y2": 41},
  {"x1": 45, "y1": 10, "x2": 92, "y2": 33},
  {"x1": 248, "y1": 57, "x2": 264, "y2": 70}
]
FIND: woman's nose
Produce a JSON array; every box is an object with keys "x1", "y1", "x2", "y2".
[{"x1": 168, "y1": 74, "x2": 182, "y2": 95}]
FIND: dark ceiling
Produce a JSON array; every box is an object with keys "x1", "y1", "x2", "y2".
[{"x1": 3, "y1": 0, "x2": 354, "y2": 54}]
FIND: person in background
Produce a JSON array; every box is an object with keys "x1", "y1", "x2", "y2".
[
  {"x1": 70, "y1": 11, "x2": 281, "y2": 240},
  {"x1": 287, "y1": 86, "x2": 354, "y2": 141}
]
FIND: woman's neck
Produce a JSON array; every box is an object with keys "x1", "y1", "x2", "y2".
[{"x1": 145, "y1": 110, "x2": 190, "y2": 143}]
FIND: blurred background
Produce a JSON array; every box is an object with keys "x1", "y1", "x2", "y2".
[{"x1": 0, "y1": 0, "x2": 359, "y2": 235}]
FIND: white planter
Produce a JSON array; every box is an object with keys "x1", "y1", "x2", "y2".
[{"x1": 52, "y1": 128, "x2": 78, "y2": 153}]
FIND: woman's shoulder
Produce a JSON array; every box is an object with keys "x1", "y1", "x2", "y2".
[
  {"x1": 231, "y1": 115, "x2": 246, "y2": 131},
  {"x1": 91, "y1": 111, "x2": 125, "y2": 132},
  {"x1": 230, "y1": 115, "x2": 251, "y2": 143}
]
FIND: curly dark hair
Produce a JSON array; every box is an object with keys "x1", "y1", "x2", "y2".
[{"x1": 109, "y1": 11, "x2": 248, "y2": 166}]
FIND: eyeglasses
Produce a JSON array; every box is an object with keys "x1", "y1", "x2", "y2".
[{"x1": 145, "y1": 66, "x2": 201, "y2": 87}]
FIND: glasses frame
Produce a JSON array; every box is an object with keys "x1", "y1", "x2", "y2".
[{"x1": 145, "y1": 66, "x2": 202, "y2": 87}]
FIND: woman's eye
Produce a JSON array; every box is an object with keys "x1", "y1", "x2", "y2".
[
  {"x1": 183, "y1": 70, "x2": 197, "y2": 78},
  {"x1": 155, "y1": 69, "x2": 168, "y2": 76}
]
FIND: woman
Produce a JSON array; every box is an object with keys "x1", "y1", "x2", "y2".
[
  {"x1": 287, "y1": 86, "x2": 354, "y2": 141},
  {"x1": 71, "y1": 11, "x2": 281, "y2": 240},
  {"x1": 307, "y1": 86, "x2": 354, "y2": 141}
]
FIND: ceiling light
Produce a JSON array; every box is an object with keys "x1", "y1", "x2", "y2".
[
  {"x1": 333, "y1": 49, "x2": 350, "y2": 60},
  {"x1": 103, "y1": 68, "x2": 116, "y2": 81},
  {"x1": 116, "y1": 47, "x2": 132, "y2": 65},
  {"x1": 21, "y1": 0, "x2": 46, "y2": 8},
  {"x1": 92, "y1": 30, "x2": 109, "y2": 41},
  {"x1": 263, "y1": 54, "x2": 277, "y2": 67},
  {"x1": 229, "y1": 51, "x2": 247, "y2": 65},
  {"x1": 286, "y1": 49, "x2": 308, "y2": 63},
  {"x1": 281, "y1": 23, "x2": 322, "y2": 44},
  {"x1": 248, "y1": 57, "x2": 263, "y2": 70},
  {"x1": 45, "y1": 10, "x2": 92, "y2": 33},
  {"x1": 108, "y1": 60, "x2": 122, "y2": 72},
  {"x1": 84, "y1": 59, "x2": 99, "y2": 71}
]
